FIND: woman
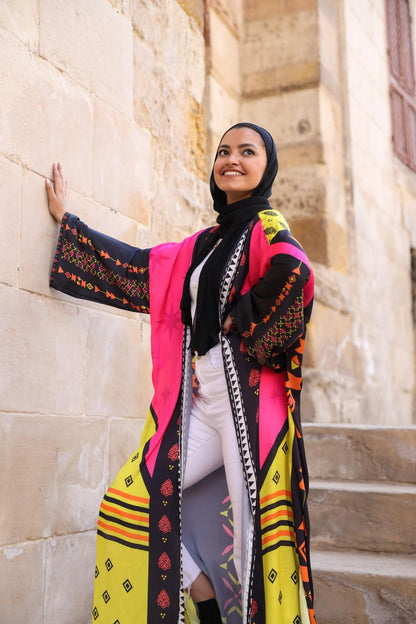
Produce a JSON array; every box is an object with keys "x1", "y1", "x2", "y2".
[{"x1": 46, "y1": 123, "x2": 316, "y2": 624}]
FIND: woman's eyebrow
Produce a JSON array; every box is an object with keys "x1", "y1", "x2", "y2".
[{"x1": 218, "y1": 143, "x2": 258, "y2": 150}]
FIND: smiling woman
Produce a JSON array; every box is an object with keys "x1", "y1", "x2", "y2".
[
  {"x1": 213, "y1": 126, "x2": 268, "y2": 204},
  {"x1": 46, "y1": 122, "x2": 316, "y2": 624}
]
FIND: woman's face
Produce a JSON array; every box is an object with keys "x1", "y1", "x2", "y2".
[{"x1": 213, "y1": 126, "x2": 268, "y2": 204}]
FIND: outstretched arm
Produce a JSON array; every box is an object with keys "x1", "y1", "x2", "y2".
[{"x1": 46, "y1": 163, "x2": 151, "y2": 313}]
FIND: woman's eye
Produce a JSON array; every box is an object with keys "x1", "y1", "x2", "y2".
[
  {"x1": 217, "y1": 148, "x2": 228, "y2": 156},
  {"x1": 243, "y1": 149, "x2": 255, "y2": 155}
]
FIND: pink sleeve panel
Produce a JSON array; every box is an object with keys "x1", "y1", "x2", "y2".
[{"x1": 145, "y1": 232, "x2": 200, "y2": 476}]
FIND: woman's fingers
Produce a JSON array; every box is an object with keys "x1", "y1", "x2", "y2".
[
  {"x1": 45, "y1": 162, "x2": 68, "y2": 224},
  {"x1": 45, "y1": 177, "x2": 56, "y2": 199},
  {"x1": 54, "y1": 162, "x2": 65, "y2": 194},
  {"x1": 223, "y1": 315, "x2": 233, "y2": 334}
]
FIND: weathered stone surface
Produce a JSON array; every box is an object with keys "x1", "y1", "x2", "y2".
[
  {"x1": 108, "y1": 417, "x2": 146, "y2": 486},
  {"x1": 0, "y1": 287, "x2": 88, "y2": 414},
  {"x1": 0, "y1": 414, "x2": 107, "y2": 545},
  {"x1": 177, "y1": 0, "x2": 205, "y2": 30},
  {"x1": 309, "y1": 480, "x2": 416, "y2": 554},
  {"x1": 243, "y1": 61, "x2": 320, "y2": 97},
  {"x1": 302, "y1": 367, "x2": 364, "y2": 424},
  {"x1": 0, "y1": 29, "x2": 93, "y2": 197},
  {"x1": 242, "y1": 11, "x2": 319, "y2": 85},
  {"x1": 131, "y1": 0, "x2": 205, "y2": 103},
  {"x1": 290, "y1": 215, "x2": 329, "y2": 265},
  {"x1": 0, "y1": 0, "x2": 39, "y2": 50},
  {"x1": 304, "y1": 424, "x2": 416, "y2": 483},
  {"x1": 209, "y1": 7, "x2": 240, "y2": 96},
  {"x1": 277, "y1": 140, "x2": 323, "y2": 169},
  {"x1": 305, "y1": 300, "x2": 359, "y2": 378},
  {"x1": 40, "y1": 0, "x2": 133, "y2": 116},
  {"x1": 0, "y1": 157, "x2": 21, "y2": 287},
  {"x1": 206, "y1": 74, "x2": 240, "y2": 156},
  {"x1": 212, "y1": 0, "x2": 244, "y2": 36},
  {"x1": 86, "y1": 313, "x2": 153, "y2": 419},
  {"x1": 241, "y1": 88, "x2": 320, "y2": 147},
  {"x1": 0, "y1": 541, "x2": 45, "y2": 624},
  {"x1": 92, "y1": 98, "x2": 152, "y2": 223},
  {"x1": 272, "y1": 166, "x2": 326, "y2": 219},
  {"x1": 312, "y1": 550, "x2": 416, "y2": 624},
  {"x1": 245, "y1": 0, "x2": 317, "y2": 22},
  {"x1": 44, "y1": 532, "x2": 96, "y2": 624}
]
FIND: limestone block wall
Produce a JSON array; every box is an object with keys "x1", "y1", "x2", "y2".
[
  {"x1": 205, "y1": 0, "x2": 244, "y2": 158},
  {"x1": 241, "y1": 0, "x2": 416, "y2": 424},
  {"x1": 241, "y1": 0, "x2": 357, "y2": 422},
  {"x1": 342, "y1": 0, "x2": 416, "y2": 424},
  {"x1": 0, "y1": 1, "x2": 208, "y2": 621}
]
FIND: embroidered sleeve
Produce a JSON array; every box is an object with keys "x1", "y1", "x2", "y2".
[
  {"x1": 230, "y1": 255, "x2": 310, "y2": 370},
  {"x1": 50, "y1": 212, "x2": 151, "y2": 313}
]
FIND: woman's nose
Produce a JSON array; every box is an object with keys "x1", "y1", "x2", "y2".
[{"x1": 226, "y1": 151, "x2": 239, "y2": 165}]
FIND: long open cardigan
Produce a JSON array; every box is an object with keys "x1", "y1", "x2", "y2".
[{"x1": 50, "y1": 208, "x2": 316, "y2": 624}]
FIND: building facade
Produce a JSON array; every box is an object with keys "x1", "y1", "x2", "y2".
[{"x1": 1, "y1": 0, "x2": 415, "y2": 621}]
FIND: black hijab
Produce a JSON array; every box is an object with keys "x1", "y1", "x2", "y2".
[{"x1": 180, "y1": 122, "x2": 279, "y2": 355}]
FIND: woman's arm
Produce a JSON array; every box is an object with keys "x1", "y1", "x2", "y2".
[
  {"x1": 46, "y1": 163, "x2": 151, "y2": 313},
  {"x1": 227, "y1": 254, "x2": 310, "y2": 369}
]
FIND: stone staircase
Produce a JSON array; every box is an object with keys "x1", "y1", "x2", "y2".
[{"x1": 303, "y1": 424, "x2": 416, "y2": 624}]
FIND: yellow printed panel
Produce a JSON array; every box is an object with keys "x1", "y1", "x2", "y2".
[
  {"x1": 260, "y1": 410, "x2": 306, "y2": 624},
  {"x1": 92, "y1": 410, "x2": 156, "y2": 623},
  {"x1": 258, "y1": 209, "x2": 290, "y2": 244}
]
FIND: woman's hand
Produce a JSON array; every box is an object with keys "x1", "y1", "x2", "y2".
[
  {"x1": 45, "y1": 162, "x2": 68, "y2": 224},
  {"x1": 223, "y1": 315, "x2": 234, "y2": 335}
]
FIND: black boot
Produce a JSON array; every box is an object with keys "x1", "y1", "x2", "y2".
[{"x1": 197, "y1": 598, "x2": 222, "y2": 624}]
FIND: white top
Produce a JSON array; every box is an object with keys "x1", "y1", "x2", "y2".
[{"x1": 189, "y1": 248, "x2": 216, "y2": 321}]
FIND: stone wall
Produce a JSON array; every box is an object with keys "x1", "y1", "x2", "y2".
[
  {"x1": 0, "y1": 1, "x2": 207, "y2": 621},
  {"x1": 240, "y1": 0, "x2": 416, "y2": 424},
  {"x1": 341, "y1": 0, "x2": 416, "y2": 424}
]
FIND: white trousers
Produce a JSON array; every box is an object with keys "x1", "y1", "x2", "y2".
[{"x1": 182, "y1": 343, "x2": 245, "y2": 590}]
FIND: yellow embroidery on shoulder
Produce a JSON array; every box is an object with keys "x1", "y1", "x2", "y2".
[{"x1": 259, "y1": 209, "x2": 290, "y2": 244}]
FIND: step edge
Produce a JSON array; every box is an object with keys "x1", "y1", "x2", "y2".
[
  {"x1": 309, "y1": 479, "x2": 416, "y2": 494},
  {"x1": 303, "y1": 423, "x2": 416, "y2": 432},
  {"x1": 310, "y1": 550, "x2": 416, "y2": 578}
]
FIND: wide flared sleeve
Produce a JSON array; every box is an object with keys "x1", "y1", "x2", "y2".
[
  {"x1": 230, "y1": 212, "x2": 313, "y2": 370},
  {"x1": 50, "y1": 212, "x2": 151, "y2": 313}
]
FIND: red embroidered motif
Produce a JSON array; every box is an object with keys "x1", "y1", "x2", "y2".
[
  {"x1": 251, "y1": 599, "x2": 258, "y2": 616},
  {"x1": 158, "y1": 552, "x2": 172, "y2": 571},
  {"x1": 160, "y1": 479, "x2": 174, "y2": 497},
  {"x1": 168, "y1": 444, "x2": 179, "y2": 461},
  {"x1": 157, "y1": 589, "x2": 171, "y2": 608},
  {"x1": 248, "y1": 369, "x2": 260, "y2": 387},
  {"x1": 240, "y1": 340, "x2": 248, "y2": 354},
  {"x1": 158, "y1": 515, "x2": 172, "y2": 534}
]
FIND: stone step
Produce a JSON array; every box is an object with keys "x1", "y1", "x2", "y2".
[
  {"x1": 308, "y1": 479, "x2": 416, "y2": 554},
  {"x1": 303, "y1": 424, "x2": 416, "y2": 484},
  {"x1": 311, "y1": 550, "x2": 416, "y2": 624}
]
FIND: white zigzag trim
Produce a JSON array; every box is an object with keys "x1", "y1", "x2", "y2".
[
  {"x1": 178, "y1": 325, "x2": 193, "y2": 624},
  {"x1": 219, "y1": 226, "x2": 258, "y2": 623}
]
